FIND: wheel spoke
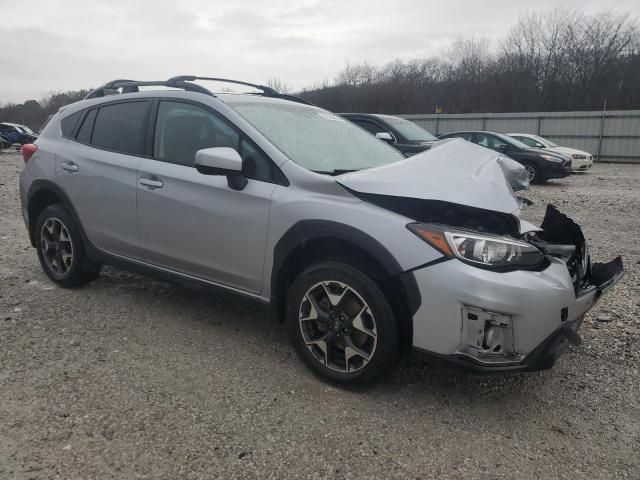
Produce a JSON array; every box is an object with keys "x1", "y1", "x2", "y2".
[
  {"x1": 306, "y1": 332, "x2": 335, "y2": 366},
  {"x1": 344, "y1": 337, "x2": 371, "y2": 371},
  {"x1": 321, "y1": 282, "x2": 348, "y2": 307},
  {"x1": 41, "y1": 238, "x2": 54, "y2": 255},
  {"x1": 45, "y1": 221, "x2": 55, "y2": 237},
  {"x1": 300, "y1": 293, "x2": 321, "y2": 322},
  {"x1": 351, "y1": 306, "x2": 377, "y2": 339},
  {"x1": 61, "y1": 252, "x2": 73, "y2": 268},
  {"x1": 59, "y1": 228, "x2": 71, "y2": 243}
]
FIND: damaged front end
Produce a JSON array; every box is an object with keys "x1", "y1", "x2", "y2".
[
  {"x1": 336, "y1": 140, "x2": 623, "y2": 372},
  {"x1": 526, "y1": 204, "x2": 623, "y2": 297}
]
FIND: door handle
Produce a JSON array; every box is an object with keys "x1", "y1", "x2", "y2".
[
  {"x1": 139, "y1": 177, "x2": 164, "y2": 189},
  {"x1": 61, "y1": 162, "x2": 79, "y2": 172}
]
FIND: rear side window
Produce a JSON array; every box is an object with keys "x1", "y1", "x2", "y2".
[
  {"x1": 76, "y1": 109, "x2": 97, "y2": 144},
  {"x1": 353, "y1": 119, "x2": 385, "y2": 135},
  {"x1": 447, "y1": 132, "x2": 472, "y2": 141},
  {"x1": 91, "y1": 101, "x2": 149, "y2": 155},
  {"x1": 60, "y1": 112, "x2": 82, "y2": 138}
]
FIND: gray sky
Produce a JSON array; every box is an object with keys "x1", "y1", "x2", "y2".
[{"x1": 1, "y1": 0, "x2": 639, "y2": 104}]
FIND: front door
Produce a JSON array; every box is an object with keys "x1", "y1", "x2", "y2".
[{"x1": 137, "y1": 100, "x2": 278, "y2": 294}]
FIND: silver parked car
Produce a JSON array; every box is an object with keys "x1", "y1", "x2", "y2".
[{"x1": 19, "y1": 76, "x2": 623, "y2": 385}]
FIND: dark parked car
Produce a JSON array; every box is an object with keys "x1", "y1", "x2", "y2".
[
  {"x1": 0, "y1": 122, "x2": 38, "y2": 145},
  {"x1": 339, "y1": 113, "x2": 438, "y2": 156},
  {"x1": 0, "y1": 135, "x2": 11, "y2": 149},
  {"x1": 438, "y1": 131, "x2": 571, "y2": 183}
]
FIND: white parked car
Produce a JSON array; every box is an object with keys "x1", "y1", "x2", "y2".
[{"x1": 507, "y1": 133, "x2": 594, "y2": 171}]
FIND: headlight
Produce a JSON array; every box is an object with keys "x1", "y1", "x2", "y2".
[
  {"x1": 539, "y1": 154, "x2": 564, "y2": 163},
  {"x1": 572, "y1": 154, "x2": 586, "y2": 160},
  {"x1": 407, "y1": 224, "x2": 544, "y2": 270}
]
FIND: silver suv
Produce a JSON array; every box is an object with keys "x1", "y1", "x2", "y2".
[{"x1": 19, "y1": 76, "x2": 623, "y2": 385}]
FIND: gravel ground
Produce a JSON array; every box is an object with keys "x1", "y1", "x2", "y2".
[{"x1": 1, "y1": 150, "x2": 639, "y2": 479}]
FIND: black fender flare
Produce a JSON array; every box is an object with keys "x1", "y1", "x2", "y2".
[
  {"x1": 26, "y1": 180, "x2": 98, "y2": 259},
  {"x1": 271, "y1": 219, "x2": 421, "y2": 316}
]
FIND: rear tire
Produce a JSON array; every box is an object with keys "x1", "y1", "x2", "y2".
[
  {"x1": 286, "y1": 261, "x2": 399, "y2": 386},
  {"x1": 35, "y1": 204, "x2": 101, "y2": 288}
]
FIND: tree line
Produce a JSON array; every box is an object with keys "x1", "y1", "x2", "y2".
[
  {"x1": 0, "y1": 90, "x2": 89, "y2": 133},
  {"x1": 1, "y1": 8, "x2": 638, "y2": 131},
  {"x1": 300, "y1": 9, "x2": 640, "y2": 114}
]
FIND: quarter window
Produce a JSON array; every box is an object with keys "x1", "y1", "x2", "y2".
[
  {"x1": 76, "y1": 109, "x2": 97, "y2": 144},
  {"x1": 60, "y1": 111, "x2": 82, "y2": 138},
  {"x1": 91, "y1": 101, "x2": 149, "y2": 155}
]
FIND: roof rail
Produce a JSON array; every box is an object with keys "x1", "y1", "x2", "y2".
[
  {"x1": 84, "y1": 78, "x2": 214, "y2": 99},
  {"x1": 84, "y1": 75, "x2": 313, "y2": 105},
  {"x1": 166, "y1": 76, "x2": 278, "y2": 96}
]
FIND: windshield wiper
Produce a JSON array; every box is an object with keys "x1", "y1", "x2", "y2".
[{"x1": 311, "y1": 169, "x2": 361, "y2": 176}]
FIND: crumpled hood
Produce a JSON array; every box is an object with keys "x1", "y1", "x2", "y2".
[{"x1": 336, "y1": 138, "x2": 527, "y2": 214}]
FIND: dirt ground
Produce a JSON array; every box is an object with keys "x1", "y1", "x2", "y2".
[{"x1": 1, "y1": 150, "x2": 638, "y2": 479}]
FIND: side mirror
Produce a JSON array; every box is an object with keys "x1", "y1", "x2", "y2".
[
  {"x1": 375, "y1": 132, "x2": 395, "y2": 143},
  {"x1": 195, "y1": 147, "x2": 247, "y2": 191}
]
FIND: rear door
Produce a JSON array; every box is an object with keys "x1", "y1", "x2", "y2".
[
  {"x1": 136, "y1": 99, "x2": 279, "y2": 293},
  {"x1": 55, "y1": 100, "x2": 151, "y2": 258}
]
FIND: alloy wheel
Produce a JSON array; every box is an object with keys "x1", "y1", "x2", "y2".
[
  {"x1": 525, "y1": 164, "x2": 536, "y2": 182},
  {"x1": 298, "y1": 280, "x2": 377, "y2": 373},
  {"x1": 40, "y1": 217, "x2": 74, "y2": 276}
]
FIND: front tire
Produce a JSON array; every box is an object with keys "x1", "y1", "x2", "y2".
[
  {"x1": 522, "y1": 162, "x2": 543, "y2": 184},
  {"x1": 35, "y1": 204, "x2": 101, "y2": 288},
  {"x1": 286, "y1": 261, "x2": 399, "y2": 386}
]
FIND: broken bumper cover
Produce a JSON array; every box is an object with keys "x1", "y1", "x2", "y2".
[{"x1": 408, "y1": 254, "x2": 623, "y2": 373}]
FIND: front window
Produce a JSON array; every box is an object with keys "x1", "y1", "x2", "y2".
[
  {"x1": 229, "y1": 101, "x2": 405, "y2": 173},
  {"x1": 492, "y1": 132, "x2": 532, "y2": 150},
  {"x1": 515, "y1": 136, "x2": 540, "y2": 148},
  {"x1": 531, "y1": 135, "x2": 557, "y2": 148},
  {"x1": 380, "y1": 116, "x2": 438, "y2": 142}
]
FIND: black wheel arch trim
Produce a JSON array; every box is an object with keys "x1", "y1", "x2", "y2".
[
  {"x1": 26, "y1": 180, "x2": 101, "y2": 259},
  {"x1": 271, "y1": 220, "x2": 422, "y2": 317}
]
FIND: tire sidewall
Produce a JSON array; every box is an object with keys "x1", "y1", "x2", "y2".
[
  {"x1": 35, "y1": 204, "x2": 88, "y2": 286},
  {"x1": 523, "y1": 161, "x2": 542, "y2": 184},
  {"x1": 286, "y1": 261, "x2": 398, "y2": 386}
]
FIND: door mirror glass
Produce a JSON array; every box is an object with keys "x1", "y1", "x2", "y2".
[
  {"x1": 375, "y1": 132, "x2": 395, "y2": 143},
  {"x1": 195, "y1": 147, "x2": 243, "y2": 175}
]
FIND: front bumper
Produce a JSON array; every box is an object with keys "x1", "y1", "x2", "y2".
[
  {"x1": 571, "y1": 157, "x2": 594, "y2": 171},
  {"x1": 407, "y1": 242, "x2": 623, "y2": 373},
  {"x1": 542, "y1": 161, "x2": 572, "y2": 179}
]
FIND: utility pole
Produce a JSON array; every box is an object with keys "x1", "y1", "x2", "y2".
[{"x1": 596, "y1": 99, "x2": 607, "y2": 162}]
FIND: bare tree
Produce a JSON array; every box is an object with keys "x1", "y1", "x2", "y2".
[
  {"x1": 300, "y1": 7, "x2": 640, "y2": 114},
  {"x1": 266, "y1": 77, "x2": 292, "y2": 94}
]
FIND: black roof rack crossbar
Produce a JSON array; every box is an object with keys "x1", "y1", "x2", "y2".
[
  {"x1": 166, "y1": 77, "x2": 314, "y2": 105},
  {"x1": 84, "y1": 75, "x2": 313, "y2": 105},
  {"x1": 84, "y1": 79, "x2": 215, "y2": 99},
  {"x1": 166, "y1": 76, "x2": 279, "y2": 96}
]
